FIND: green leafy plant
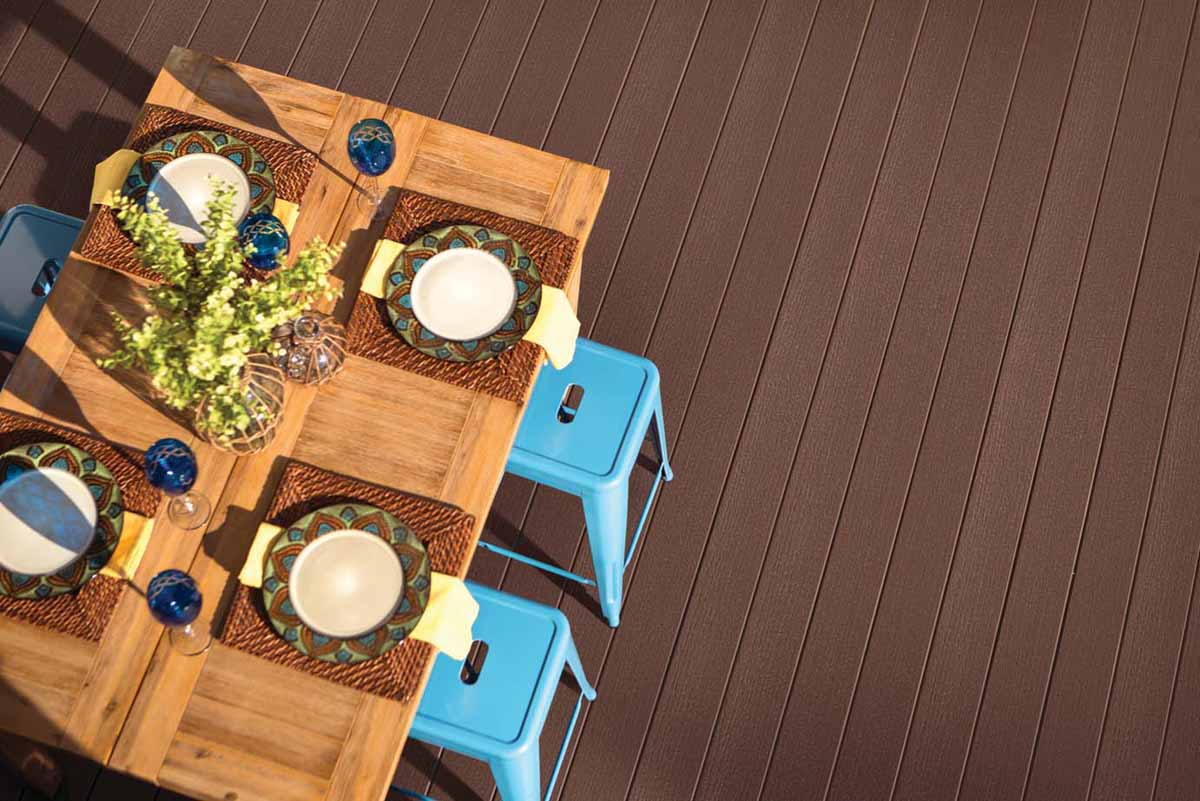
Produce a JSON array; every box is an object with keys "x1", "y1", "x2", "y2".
[{"x1": 99, "y1": 182, "x2": 343, "y2": 445}]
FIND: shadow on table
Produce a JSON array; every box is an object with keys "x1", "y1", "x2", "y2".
[{"x1": 0, "y1": 670, "x2": 81, "y2": 800}]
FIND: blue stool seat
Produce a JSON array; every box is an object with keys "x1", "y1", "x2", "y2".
[
  {"x1": 0, "y1": 205, "x2": 82, "y2": 353},
  {"x1": 399, "y1": 582, "x2": 595, "y2": 801},
  {"x1": 481, "y1": 339, "x2": 673, "y2": 626}
]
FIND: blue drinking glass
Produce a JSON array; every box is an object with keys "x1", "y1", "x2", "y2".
[
  {"x1": 347, "y1": 117, "x2": 395, "y2": 217},
  {"x1": 145, "y1": 438, "x2": 211, "y2": 530},
  {"x1": 147, "y1": 569, "x2": 210, "y2": 655},
  {"x1": 239, "y1": 212, "x2": 290, "y2": 271}
]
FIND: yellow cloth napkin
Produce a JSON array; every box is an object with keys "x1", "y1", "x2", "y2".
[
  {"x1": 99, "y1": 512, "x2": 154, "y2": 581},
  {"x1": 361, "y1": 239, "x2": 580, "y2": 368},
  {"x1": 91, "y1": 149, "x2": 141, "y2": 207},
  {"x1": 240, "y1": 523, "x2": 477, "y2": 660},
  {"x1": 274, "y1": 198, "x2": 300, "y2": 234}
]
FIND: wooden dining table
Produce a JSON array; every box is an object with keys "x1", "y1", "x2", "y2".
[{"x1": 0, "y1": 46, "x2": 606, "y2": 801}]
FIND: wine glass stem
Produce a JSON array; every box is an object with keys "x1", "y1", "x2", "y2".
[{"x1": 170, "y1": 622, "x2": 211, "y2": 656}]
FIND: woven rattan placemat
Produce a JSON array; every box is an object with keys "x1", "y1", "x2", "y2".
[
  {"x1": 346, "y1": 190, "x2": 578, "y2": 403},
  {"x1": 0, "y1": 410, "x2": 160, "y2": 641},
  {"x1": 79, "y1": 104, "x2": 319, "y2": 282},
  {"x1": 220, "y1": 459, "x2": 476, "y2": 701}
]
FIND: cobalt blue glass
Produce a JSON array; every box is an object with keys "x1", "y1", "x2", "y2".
[
  {"x1": 147, "y1": 569, "x2": 210, "y2": 655},
  {"x1": 239, "y1": 212, "x2": 290, "y2": 271},
  {"x1": 144, "y1": 437, "x2": 211, "y2": 530},
  {"x1": 347, "y1": 118, "x2": 395, "y2": 216}
]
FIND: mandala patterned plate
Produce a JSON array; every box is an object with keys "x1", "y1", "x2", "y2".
[
  {"x1": 385, "y1": 225, "x2": 543, "y2": 362},
  {"x1": 262, "y1": 503, "x2": 431, "y2": 664},
  {"x1": 0, "y1": 443, "x2": 124, "y2": 600},
  {"x1": 123, "y1": 129, "x2": 276, "y2": 216}
]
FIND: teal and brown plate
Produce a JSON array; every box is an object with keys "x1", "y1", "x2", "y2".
[
  {"x1": 262, "y1": 503, "x2": 431, "y2": 664},
  {"x1": 384, "y1": 225, "x2": 542, "y2": 362},
  {"x1": 123, "y1": 129, "x2": 276, "y2": 216},
  {"x1": 0, "y1": 442, "x2": 124, "y2": 600}
]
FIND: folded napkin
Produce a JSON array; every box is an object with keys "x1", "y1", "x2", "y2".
[
  {"x1": 91, "y1": 149, "x2": 141, "y2": 207},
  {"x1": 91, "y1": 151, "x2": 300, "y2": 235},
  {"x1": 240, "y1": 523, "x2": 477, "y2": 660},
  {"x1": 98, "y1": 512, "x2": 154, "y2": 581},
  {"x1": 362, "y1": 239, "x2": 580, "y2": 368}
]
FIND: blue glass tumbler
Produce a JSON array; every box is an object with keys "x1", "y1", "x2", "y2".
[
  {"x1": 347, "y1": 117, "x2": 396, "y2": 218},
  {"x1": 147, "y1": 569, "x2": 210, "y2": 655},
  {"x1": 239, "y1": 212, "x2": 290, "y2": 270},
  {"x1": 145, "y1": 438, "x2": 211, "y2": 530}
]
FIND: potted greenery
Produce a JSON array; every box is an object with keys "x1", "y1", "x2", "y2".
[{"x1": 99, "y1": 182, "x2": 343, "y2": 453}]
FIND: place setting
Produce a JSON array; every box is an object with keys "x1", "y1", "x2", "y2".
[
  {"x1": 80, "y1": 104, "x2": 318, "y2": 280},
  {"x1": 220, "y1": 460, "x2": 478, "y2": 700},
  {"x1": 346, "y1": 182, "x2": 583, "y2": 402},
  {"x1": 0, "y1": 413, "x2": 164, "y2": 641}
]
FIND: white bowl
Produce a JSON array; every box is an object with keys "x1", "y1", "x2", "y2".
[
  {"x1": 410, "y1": 248, "x2": 518, "y2": 341},
  {"x1": 288, "y1": 529, "x2": 406, "y2": 639},
  {"x1": 0, "y1": 468, "x2": 98, "y2": 576},
  {"x1": 147, "y1": 153, "x2": 251, "y2": 244}
]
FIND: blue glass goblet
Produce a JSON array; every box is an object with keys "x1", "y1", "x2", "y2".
[
  {"x1": 147, "y1": 569, "x2": 210, "y2": 655},
  {"x1": 145, "y1": 438, "x2": 211, "y2": 530},
  {"x1": 239, "y1": 212, "x2": 290, "y2": 271},
  {"x1": 347, "y1": 117, "x2": 395, "y2": 218}
]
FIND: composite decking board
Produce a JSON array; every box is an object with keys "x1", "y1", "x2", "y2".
[
  {"x1": 384, "y1": 0, "x2": 488, "y2": 117},
  {"x1": 0, "y1": 0, "x2": 152, "y2": 212},
  {"x1": 185, "y1": 0, "x2": 268, "y2": 62},
  {"x1": 489, "y1": 0, "x2": 602, "y2": 149},
  {"x1": 1154, "y1": 289, "x2": 1200, "y2": 801},
  {"x1": 1085, "y1": 13, "x2": 1200, "y2": 800},
  {"x1": 0, "y1": 0, "x2": 101, "y2": 201},
  {"x1": 286, "y1": 0, "x2": 379, "y2": 91},
  {"x1": 724, "y1": 1, "x2": 987, "y2": 798},
  {"x1": 965, "y1": 1, "x2": 1198, "y2": 799},
  {"x1": 438, "y1": 0, "x2": 545, "y2": 133},
  {"x1": 818, "y1": 2, "x2": 1088, "y2": 799},
  {"x1": 336, "y1": 0, "x2": 434, "y2": 104},
  {"x1": 0, "y1": 0, "x2": 47, "y2": 82},
  {"x1": 234, "y1": 0, "x2": 320, "y2": 76},
  {"x1": 891, "y1": 0, "x2": 1146, "y2": 797}
]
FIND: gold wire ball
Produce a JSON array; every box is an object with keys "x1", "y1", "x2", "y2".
[
  {"x1": 197, "y1": 353, "x2": 286, "y2": 454},
  {"x1": 271, "y1": 311, "x2": 347, "y2": 386}
]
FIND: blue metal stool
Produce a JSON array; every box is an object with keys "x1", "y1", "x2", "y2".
[
  {"x1": 0, "y1": 204, "x2": 82, "y2": 352},
  {"x1": 396, "y1": 581, "x2": 596, "y2": 801},
  {"x1": 480, "y1": 339, "x2": 673, "y2": 627}
]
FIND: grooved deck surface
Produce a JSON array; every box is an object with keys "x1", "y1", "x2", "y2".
[{"x1": 3, "y1": 1, "x2": 1200, "y2": 800}]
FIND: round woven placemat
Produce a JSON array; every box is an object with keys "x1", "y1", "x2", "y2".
[
  {"x1": 78, "y1": 103, "x2": 318, "y2": 283},
  {"x1": 220, "y1": 459, "x2": 476, "y2": 701},
  {"x1": 0, "y1": 410, "x2": 160, "y2": 641},
  {"x1": 346, "y1": 190, "x2": 579, "y2": 403}
]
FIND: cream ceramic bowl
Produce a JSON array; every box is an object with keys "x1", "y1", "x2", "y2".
[
  {"x1": 410, "y1": 248, "x2": 518, "y2": 341},
  {"x1": 0, "y1": 468, "x2": 97, "y2": 576},
  {"x1": 288, "y1": 529, "x2": 406, "y2": 639},
  {"x1": 147, "y1": 153, "x2": 251, "y2": 245}
]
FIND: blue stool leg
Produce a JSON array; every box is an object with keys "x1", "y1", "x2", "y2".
[
  {"x1": 583, "y1": 484, "x2": 628, "y2": 627},
  {"x1": 564, "y1": 632, "x2": 597, "y2": 701},
  {"x1": 652, "y1": 392, "x2": 673, "y2": 482},
  {"x1": 492, "y1": 748, "x2": 541, "y2": 801}
]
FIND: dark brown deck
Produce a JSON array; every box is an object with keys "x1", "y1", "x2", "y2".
[{"x1": 3, "y1": 0, "x2": 1200, "y2": 800}]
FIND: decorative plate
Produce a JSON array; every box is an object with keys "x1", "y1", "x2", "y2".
[
  {"x1": 262, "y1": 503, "x2": 431, "y2": 664},
  {"x1": 123, "y1": 129, "x2": 276, "y2": 217},
  {"x1": 385, "y1": 225, "x2": 542, "y2": 362},
  {"x1": 0, "y1": 442, "x2": 124, "y2": 599}
]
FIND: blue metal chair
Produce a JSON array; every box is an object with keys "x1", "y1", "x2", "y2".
[
  {"x1": 479, "y1": 339, "x2": 673, "y2": 627},
  {"x1": 0, "y1": 204, "x2": 82, "y2": 353},
  {"x1": 396, "y1": 581, "x2": 596, "y2": 801}
]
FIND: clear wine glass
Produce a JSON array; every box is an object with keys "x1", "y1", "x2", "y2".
[
  {"x1": 147, "y1": 569, "x2": 210, "y2": 655},
  {"x1": 347, "y1": 117, "x2": 396, "y2": 218},
  {"x1": 145, "y1": 438, "x2": 211, "y2": 530}
]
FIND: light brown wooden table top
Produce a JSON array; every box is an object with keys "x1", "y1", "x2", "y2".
[{"x1": 0, "y1": 46, "x2": 606, "y2": 801}]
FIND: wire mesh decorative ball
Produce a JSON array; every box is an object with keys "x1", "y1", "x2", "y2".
[
  {"x1": 196, "y1": 353, "x2": 286, "y2": 454},
  {"x1": 271, "y1": 311, "x2": 347, "y2": 385}
]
